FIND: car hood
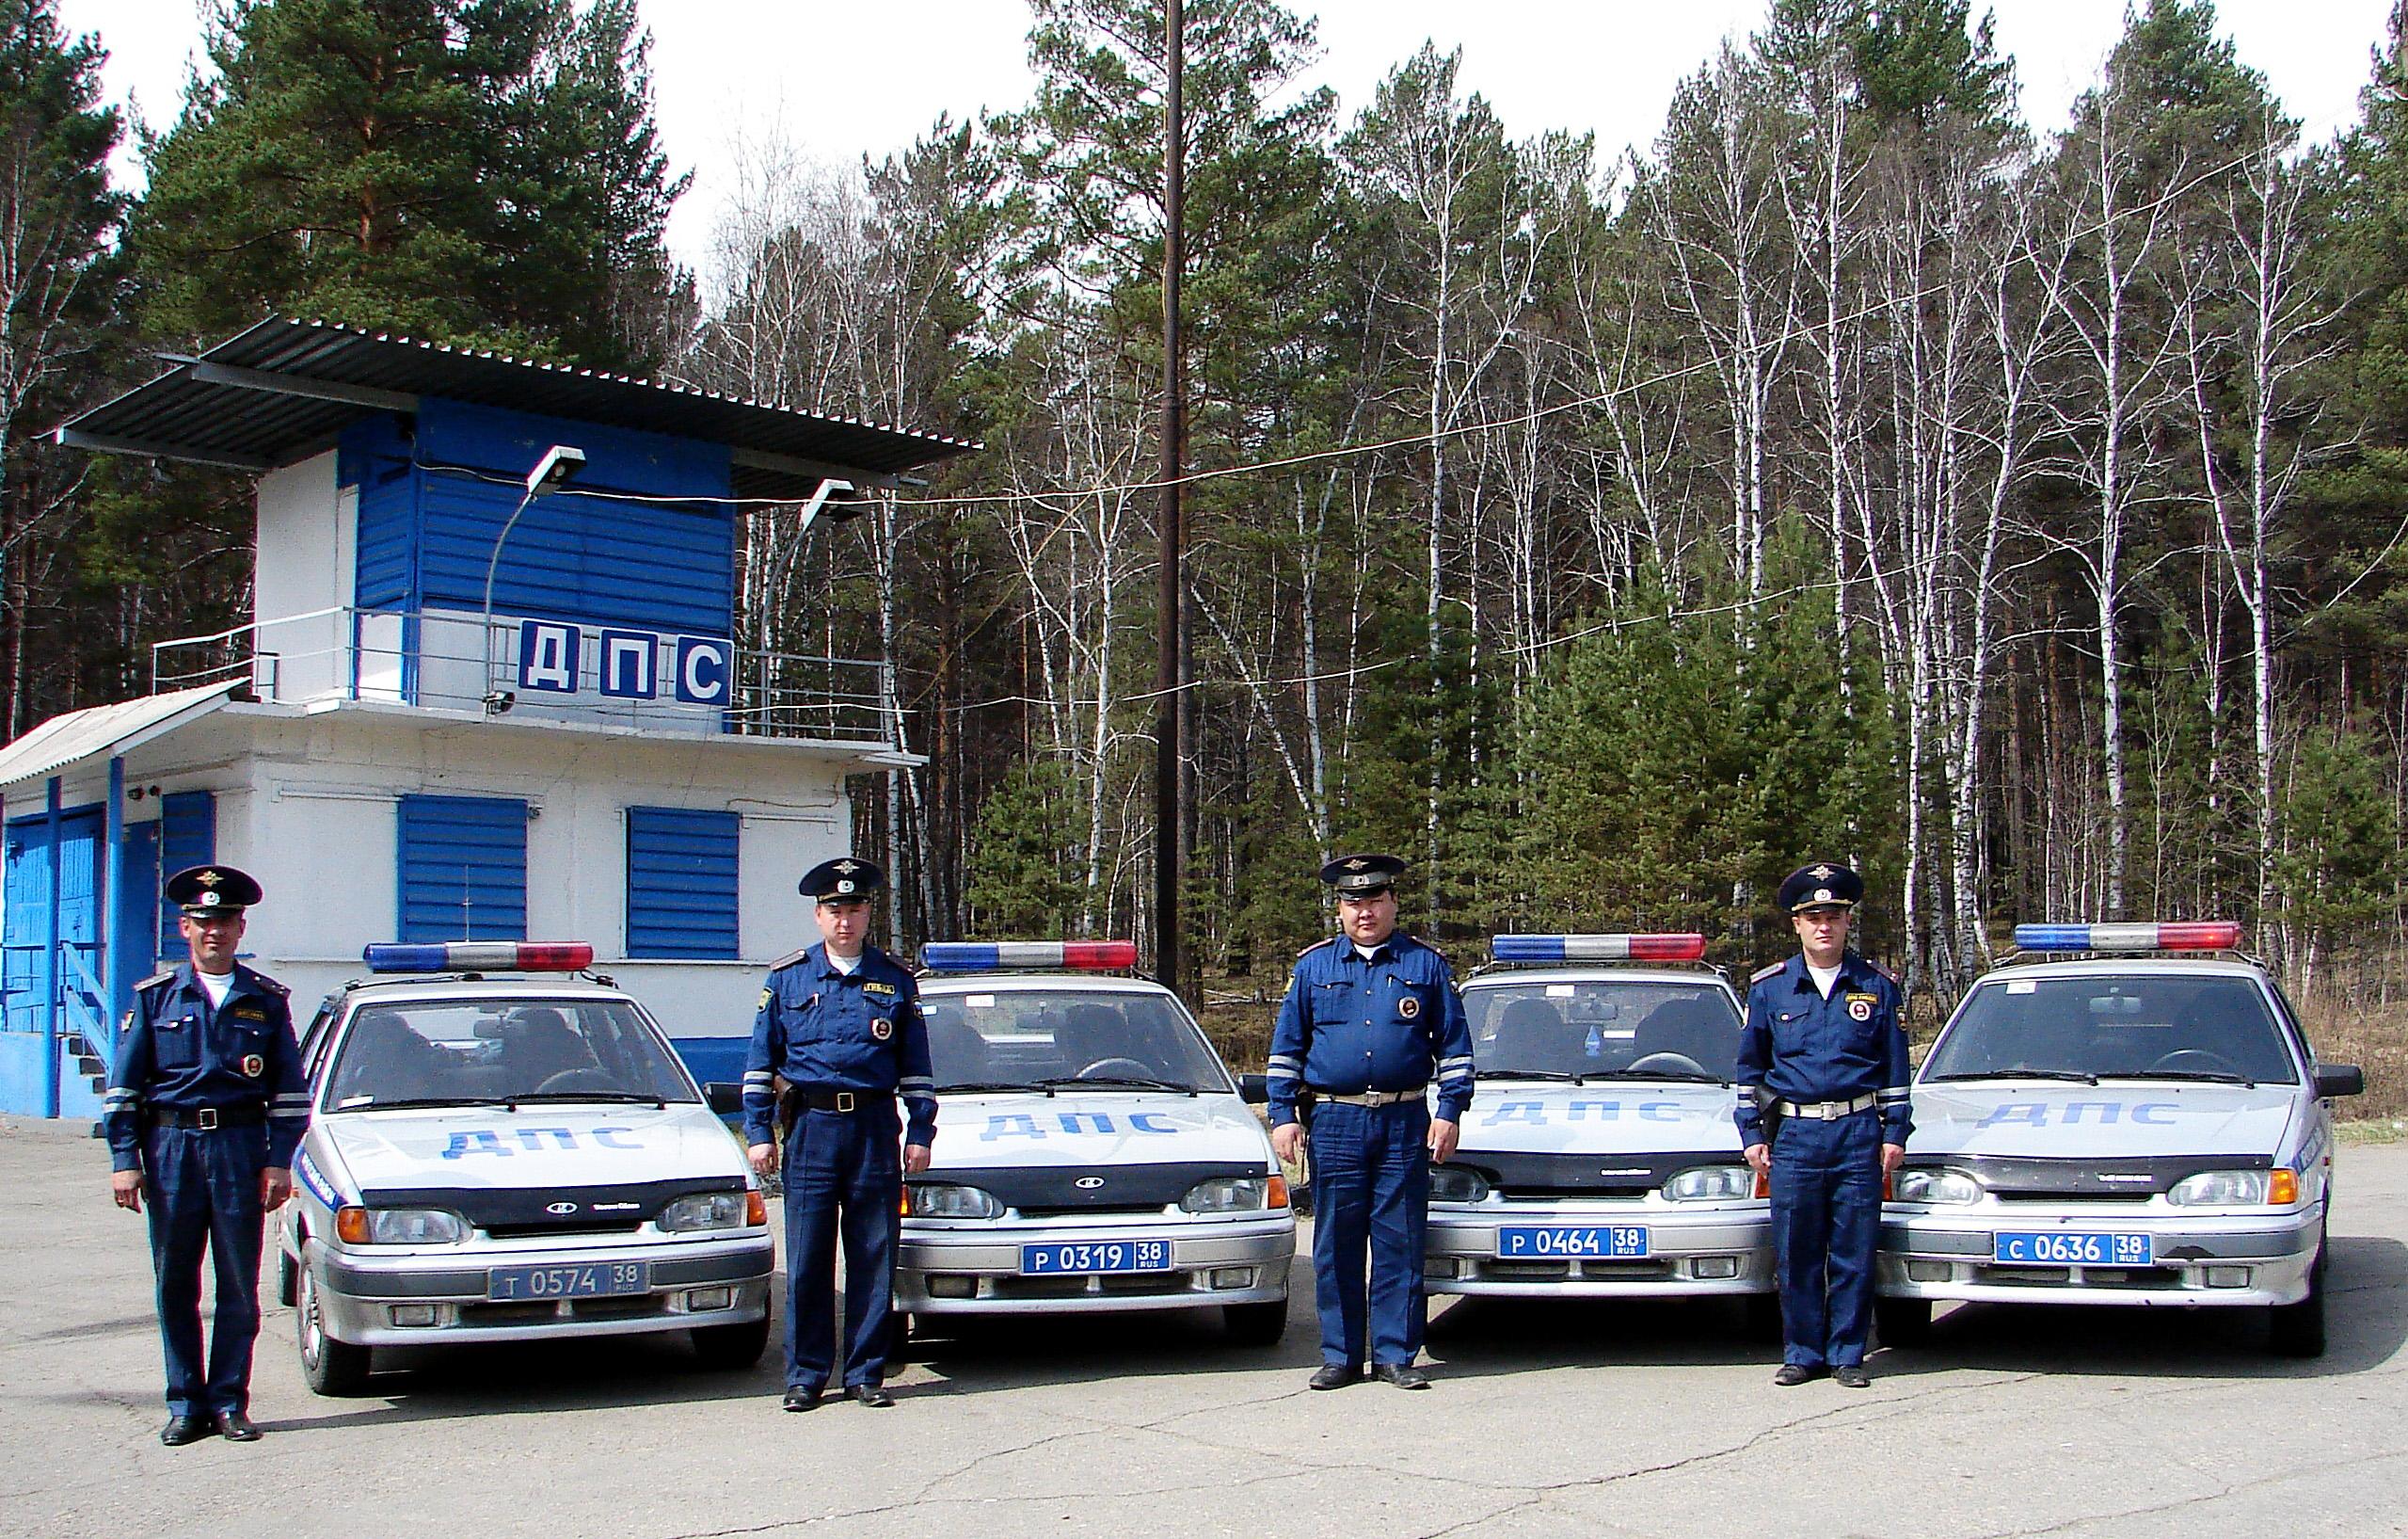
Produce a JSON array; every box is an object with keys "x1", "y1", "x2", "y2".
[
  {"x1": 1457, "y1": 1081, "x2": 1745, "y2": 1156},
  {"x1": 1906, "y1": 1082, "x2": 2298, "y2": 1160},
  {"x1": 315, "y1": 1101, "x2": 747, "y2": 1194},
  {"x1": 930, "y1": 1090, "x2": 1271, "y2": 1171}
]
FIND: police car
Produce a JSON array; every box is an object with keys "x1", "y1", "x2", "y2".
[
  {"x1": 1426, "y1": 935, "x2": 1774, "y2": 1314},
  {"x1": 895, "y1": 941, "x2": 1296, "y2": 1346},
  {"x1": 277, "y1": 942, "x2": 774, "y2": 1394},
  {"x1": 1877, "y1": 922, "x2": 2365, "y2": 1356}
]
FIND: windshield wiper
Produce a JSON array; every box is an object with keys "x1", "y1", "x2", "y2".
[
  {"x1": 935, "y1": 1080, "x2": 1050, "y2": 1096},
  {"x1": 328, "y1": 1094, "x2": 513, "y2": 1113},
  {"x1": 1925, "y1": 1069, "x2": 2099, "y2": 1085},
  {"x1": 1580, "y1": 1067, "x2": 1727, "y2": 1084},
  {"x1": 1475, "y1": 1068, "x2": 1582, "y2": 1082},
  {"x1": 2100, "y1": 1070, "x2": 2256, "y2": 1086},
  {"x1": 505, "y1": 1091, "x2": 669, "y2": 1107},
  {"x1": 1033, "y1": 1075, "x2": 1198, "y2": 1096}
]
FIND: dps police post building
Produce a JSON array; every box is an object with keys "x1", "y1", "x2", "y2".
[{"x1": 0, "y1": 318, "x2": 971, "y2": 1119}]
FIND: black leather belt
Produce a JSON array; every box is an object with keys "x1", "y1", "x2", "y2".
[
  {"x1": 150, "y1": 1104, "x2": 267, "y2": 1130},
  {"x1": 790, "y1": 1086, "x2": 889, "y2": 1113}
]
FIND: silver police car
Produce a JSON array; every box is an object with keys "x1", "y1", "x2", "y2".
[
  {"x1": 1877, "y1": 922, "x2": 2364, "y2": 1356},
  {"x1": 894, "y1": 941, "x2": 1296, "y2": 1347},
  {"x1": 1426, "y1": 934, "x2": 1775, "y2": 1314},
  {"x1": 278, "y1": 942, "x2": 774, "y2": 1394}
]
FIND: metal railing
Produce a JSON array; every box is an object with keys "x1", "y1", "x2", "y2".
[{"x1": 150, "y1": 606, "x2": 899, "y2": 745}]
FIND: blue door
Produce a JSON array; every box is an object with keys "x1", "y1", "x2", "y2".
[{"x1": 2, "y1": 809, "x2": 104, "y2": 1037}]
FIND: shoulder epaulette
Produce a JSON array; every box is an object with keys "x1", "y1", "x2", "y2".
[
  {"x1": 136, "y1": 968, "x2": 177, "y2": 991},
  {"x1": 1865, "y1": 960, "x2": 1901, "y2": 987},
  {"x1": 1295, "y1": 937, "x2": 1335, "y2": 961},
  {"x1": 1750, "y1": 961, "x2": 1785, "y2": 985},
  {"x1": 241, "y1": 969, "x2": 290, "y2": 998},
  {"x1": 768, "y1": 946, "x2": 815, "y2": 971}
]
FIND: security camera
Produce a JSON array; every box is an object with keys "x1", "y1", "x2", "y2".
[{"x1": 526, "y1": 444, "x2": 585, "y2": 496}]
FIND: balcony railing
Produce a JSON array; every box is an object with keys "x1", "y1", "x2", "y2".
[{"x1": 150, "y1": 605, "x2": 898, "y2": 745}]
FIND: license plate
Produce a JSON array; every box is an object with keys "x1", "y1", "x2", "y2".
[
  {"x1": 1019, "y1": 1241, "x2": 1172, "y2": 1275},
  {"x1": 1992, "y1": 1231, "x2": 2154, "y2": 1266},
  {"x1": 1496, "y1": 1226, "x2": 1650, "y2": 1259},
  {"x1": 486, "y1": 1261, "x2": 650, "y2": 1301}
]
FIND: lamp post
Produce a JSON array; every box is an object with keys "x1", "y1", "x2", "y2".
[{"x1": 481, "y1": 444, "x2": 585, "y2": 713}]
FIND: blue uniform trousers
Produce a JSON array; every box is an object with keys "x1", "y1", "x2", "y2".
[
  {"x1": 782, "y1": 1101, "x2": 901, "y2": 1391},
  {"x1": 141, "y1": 1123, "x2": 268, "y2": 1418},
  {"x1": 1768, "y1": 1108, "x2": 1882, "y2": 1370},
  {"x1": 1308, "y1": 1099, "x2": 1429, "y2": 1369}
]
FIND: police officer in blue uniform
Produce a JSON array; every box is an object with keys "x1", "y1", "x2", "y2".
[
  {"x1": 742, "y1": 857, "x2": 935, "y2": 1411},
  {"x1": 1268, "y1": 854, "x2": 1475, "y2": 1390},
  {"x1": 104, "y1": 865, "x2": 309, "y2": 1445},
  {"x1": 1735, "y1": 861, "x2": 1910, "y2": 1388}
]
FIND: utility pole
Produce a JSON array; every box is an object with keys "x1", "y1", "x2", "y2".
[{"x1": 1154, "y1": 0, "x2": 1185, "y2": 998}]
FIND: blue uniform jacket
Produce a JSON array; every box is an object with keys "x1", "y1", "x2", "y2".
[
  {"x1": 741, "y1": 943, "x2": 935, "y2": 1147},
  {"x1": 1267, "y1": 932, "x2": 1475, "y2": 1128},
  {"x1": 1734, "y1": 951, "x2": 1911, "y2": 1147},
  {"x1": 103, "y1": 963, "x2": 310, "y2": 1173}
]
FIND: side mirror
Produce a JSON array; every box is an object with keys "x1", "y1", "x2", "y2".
[
  {"x1": 704, "y1": 1082, "x2": 745, "y2": 1114},
  {"x1": 2313, "y1": 1064, "x2": 2365, "y2": 1099},
  {"x1": 1236, "y1": 1073, "x2": 1270, "y2": 1105}
]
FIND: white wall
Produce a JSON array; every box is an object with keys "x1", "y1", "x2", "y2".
[{"x1": 247, "y1": 452, "x2": 348, "y2": 702}]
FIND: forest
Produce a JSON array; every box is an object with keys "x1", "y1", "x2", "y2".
[{"x1": 4, "y1": 0, "x2": 2406, "y2": 1068}]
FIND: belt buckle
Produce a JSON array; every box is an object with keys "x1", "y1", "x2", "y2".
[
  {"x1": 1813, "y1": 1102, "x2": 1837, "y2": 1121},
  {"x1": 835, "y1": 1091, "x2": 856, "y2": 1114},
  {"x1": 196, "y1": 1107, "x2": 218, "y2": 1130}
]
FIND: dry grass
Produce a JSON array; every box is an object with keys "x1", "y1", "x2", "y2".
[
  {"x1": 2295, "y1": 992, "x2": 2408, "y2": 1123},
  {"x1": 1196, "y1": 1000, "x2": 1276, "y2": 1074}
]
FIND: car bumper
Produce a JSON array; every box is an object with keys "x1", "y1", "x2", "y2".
[
  {"x1": 1877, "y1": 1208, "x2": 2322, "y2": 1307},
  {"x1": 895, "y1": 1213, "x2": 1296, "y2": 1315},
  {"x1": 1425, "y1": 1206, "x2": 1776, "y2": 1297},
  {"x1": 309, "y1": 1233, "x2": 775, "y2": 1347}
]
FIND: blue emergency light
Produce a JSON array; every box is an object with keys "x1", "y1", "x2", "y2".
[
  {"x1": 2012, "y1": 922, "x2": 2241, "y2": 954},
  {"x1": 921, "y1": 940, "x2": 1139, "y2": 972},
  {"x1": 1491, "y1": 933, "x2": 1707, "y2": 964},
  {"x1": 362, "y1": 941, "x2": 596, "y2": 973}
]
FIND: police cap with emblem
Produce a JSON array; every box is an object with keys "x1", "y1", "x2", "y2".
[
  {"x1": 1778, "y1": 860, "x2": 1864, "y2": 913},
  {"x1": 1318, "y1": 852, "x2": 1408, "y2": 897},
  {"x1": 166, "y1": 864, "x2": 263, "y2": 916},
  {"x1": 801, "y1": 856, "x2": 885, "y2": 903}
]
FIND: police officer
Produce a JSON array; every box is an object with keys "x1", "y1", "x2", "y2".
[
  {"x1": 1735, "y1": 861, "x2": 1910, "y2": 1388},
  {"x1": 104, "y1": 865, "x2": 309, "y2": 1445},
  {"x1": 1268, "y1": 854, "x2": 1474, "y2": 1390},
  {"x1": 742, "y1": 857, "x2": 935, "y2": 1411}
]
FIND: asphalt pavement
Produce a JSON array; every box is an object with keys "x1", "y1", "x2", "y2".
[{"x1": 5, "y1": 1113, "x2": 2404, "y2": 1538}]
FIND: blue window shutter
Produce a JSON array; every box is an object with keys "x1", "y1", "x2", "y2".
[
  {"x1": 397, "y1": 794, "x2": 528, "y2": 942},
  {"x1": 155, "y1": 791, "x2": 215, "y2": 954},
  {"x1": 625, "y1": 808, "x2": 738, "y2": 959}
]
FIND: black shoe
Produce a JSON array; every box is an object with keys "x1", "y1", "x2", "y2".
[
  {"x1": 1772, "y1": 1363, "x2": 1823, "y2": 1387},
  {"x1": 849, "y1": 1384, "x2": 894, "y2": 1408},
  {"x1": 1832, "y1": 1364, "x2": 1872, "y2": 1388},
  {"x1": 160, "y1": 1416, "x2": 213, "y2": 1447},
  {"x1": 781, "y1": 1386, "x2": 823, "y2": 1412},
  {"x1": 214, "y1": 1411, "x2": 263, "y2": 1442},
  {"x1": 1371, "y1": 1363, "x2": 1430, "y2": 1390},
  {"x1": 1307, "y1": 1363, "x2": 1358, "y2": 1391}
]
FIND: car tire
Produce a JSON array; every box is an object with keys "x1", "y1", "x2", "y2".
[
  {"x1": 884, "y1": 1309, "x2": 913, "y2": 1363},
  {"x1": 1739, "y1": 1292, "x2": 1783, "y2": 1344},
  {"x1": 2268, "y1": 1228, "x2": 2328, "y2": 1358},
  {"x1": 1875, "y1": 1297, "x2": 1933, "y2": 1350},
  {"x1": 691, "y1": 1313, "x2": 772, "y2": 1371},
  {"x1": 295, "y1": 1262, "x2": 373, "y2": 1396},
  {"x1": 1222, "y1": 1298, "x2": 1287, "y2": 1347},
  {"x1": 277, "y1": 1245, "x2": 298, "y2": 1308}
]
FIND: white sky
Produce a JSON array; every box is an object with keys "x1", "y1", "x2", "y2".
[{"x1": 58, "y1": 0, "x2": 2399, "y2": 281}]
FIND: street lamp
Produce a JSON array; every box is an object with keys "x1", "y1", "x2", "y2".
[{"x1": 481, "y1": 444, "x2": 585, "y2": 713}]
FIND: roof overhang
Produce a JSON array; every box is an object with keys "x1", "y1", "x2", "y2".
[{"x1": 0, "y1": 682, "x2": 238, "y2": 795}]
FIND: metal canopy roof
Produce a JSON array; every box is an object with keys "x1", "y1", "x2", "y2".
[
  {"x1": 0, "y1": 682, "x2": 235, "y2": 793},
  {"x1": 55, "y1": 317, "x2": 978, "y2": 499}
]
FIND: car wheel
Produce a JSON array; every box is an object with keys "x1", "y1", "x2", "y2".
[
  {"x1": 2268, "y1": 1229, "x2": 2328, "y2": 1358},
  {"x1": 1875, "y1": 1297, "x2": 1933, "y2": 1350},
  {"x1": 295, "y1": 1261, "x2": 373, "y2": 1396},
  {"x1": 1739, "y1": 1292, "x2": 1783, "y2": 1344},
  {"x1": 1223, "y1": 1299, "x2": 1287, "y2": 1347},
  {"x1": 691, "y1": 1313, "x2": 772, "y2": 1371},
  {"x1": 883, "y1": 1310, "x2": 913, "y2": 1363}
]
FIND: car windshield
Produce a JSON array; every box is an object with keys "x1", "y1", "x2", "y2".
[
  {"x1": 1924, "y1": 973, "x2": 2298, "y2": 1084},
  {"x1": 324, "y1": 997, "x2": 697, "y2": 1108},
  {"x1": 919, "y1": 987, "x2": 1231, "y2": 1092},
  {"x1": 1464, "y1": 979, "x2": 1742, "y2": 1082}
]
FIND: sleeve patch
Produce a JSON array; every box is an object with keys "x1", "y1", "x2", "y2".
[{"x1": 1750, "y1": 961, "x2": 1785, "y2": 984}]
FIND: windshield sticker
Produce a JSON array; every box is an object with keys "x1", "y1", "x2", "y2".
[
  {"x1": 440, "y1": 1126, "x2": 646, "y2": 1159},
  {"x1": 1974, "y1": 1101, "x2": 2178, "y2": 1129},
  {"x1": 1546, "y1": 984, "x2": 1575, "y2": 998},
  {"x1": 977, "y1": 1111, "x2": 1182, "y2": 1140},
  {"x1": 1482, "y1": 1099, "x2": 1682, "y2": 1126},
  {"x1": 2005, "y1": 979, "x2": 2037, "y2": 993},
  {"x1": 966, "y1": 994, "x2": 996, "y2": 1008}
]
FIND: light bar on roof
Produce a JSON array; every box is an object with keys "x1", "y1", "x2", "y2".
[
  {"x1": 920, "y1": 940, "x2": 1140, "y2": 973},
  {"x1": 362, "y1": 941, "x2": 595, "y2": 974},
  {"x1": 2013, "y1": 922, "x2": 2243, "y2": 954},
  {"x1": 1491, "y1": 934, "x2": 1708, "y2": 964}
]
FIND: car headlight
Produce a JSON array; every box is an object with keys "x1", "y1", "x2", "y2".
[
  {"x1": 906, "y1": 1183, "x2": 1003, "y2": 1219},
  {"x1": 2168, "y1": 1168, "x2": 2295, "y2": 1206},
  {"x1": 1892, "y1": 1168, "x2": 1982, "y2": 1205},
  {"x1": 1663, "y1": 1166, "x2": 1753, "y2": 1202},
  {"x1": 1426, "y1": 1164, "x2": 1491, "y2": 1204},
  {"x1": 661, "y1": 1191, "x2": 748, "y2": 1232},
  {"x1": 1180, "y1": 1175, "x2": 1287, "y2": 1213},
  {"x1": 336, "y1": 1206, "x2": 466, "y2": 1244}
]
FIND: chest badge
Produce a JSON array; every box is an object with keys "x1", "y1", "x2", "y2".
[
  {"x1": 240, "y1": 1052, "x2": 265, "y2": 1078},
  {"x1": 1847, "y1": 998, "x2": 1874, "y2": 1022},
  {"x1": 871, "y1": 1018, "x2": 893, "y2": 1041},
  {"x1": 1398, "y1": 995, "x2": 1421, "y2": 1019}
]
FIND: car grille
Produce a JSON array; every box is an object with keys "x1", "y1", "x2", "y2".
[
  {"x1": 1471, "y1": 1258, "x2": 1679, "y2": 1283},
  {"x1": 1973, "y1": 1264, "x2": 2186, "y2": 1290}
]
